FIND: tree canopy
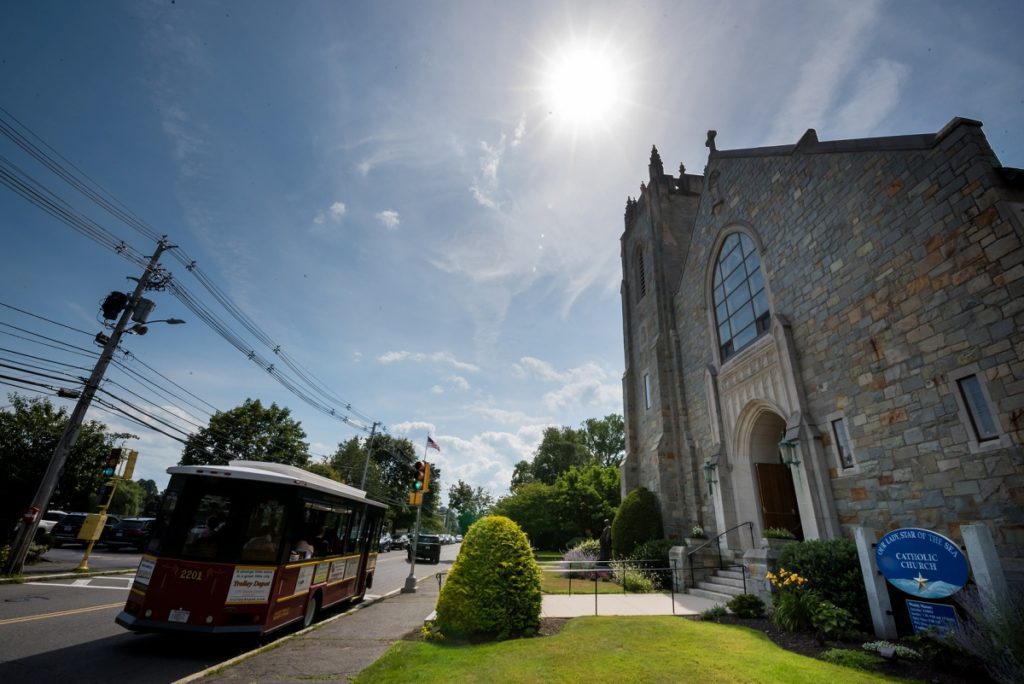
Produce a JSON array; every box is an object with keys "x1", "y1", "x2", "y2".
[
  {"x1": 581, "y1": 414, "x2": 626, "y2": 467},
  {"x1": 0, "y1": 394, "x2": 135, "y2": 541},
  {"x1": 328, "y1": 433, "x2": 441, "y2": 532},
  {"x1": 180, "y1": 398, "x2": 310, "y2": 467},
  {"x1": 447, "y1": 479, "x2": 494, "y2": 533}
]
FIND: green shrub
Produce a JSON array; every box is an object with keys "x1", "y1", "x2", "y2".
[
  {"x1": 700, "y1": 604, "x2": 728, "y2": 620},
  {"x1": 629, "y1": 538, "x2": 677, "y2": 589},
  {"x1": 812, "y1": 600, "x2": 858, "y2": 639},
  {"x1": 763, "y1": 527, "x2": 796, "y2": 539},
  {"x1": 820, "y1": 648, "x2": 884, "y2": 671},
  {"x1": 778, "y1": 539, "x2": 869, "y2": 628},
  {"x1": 728, "y1": 593, "x2": 766, "y2": 619},
  {"x1": 569, "y1": 538, "x2": 601, "y2": 556},
  {"x1": 773, "y1": 589, "x2": 820, "y2": 632},
  {"x1": 612, "y1": 562, "x2": 656, "y2": 592},
  {"x1": 862, "y1": 641, "x2": 922, "y2": 660},
  {"x1": 435, "y1": 515, "x2": 542, "y2": 639},
  {"x1": 611, "y1": 487, "x2": 663, "y2": 558}
]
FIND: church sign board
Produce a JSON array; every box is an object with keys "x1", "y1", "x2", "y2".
[{"x1": 875, "y1": 528, "x2": 968, "y2": 599}]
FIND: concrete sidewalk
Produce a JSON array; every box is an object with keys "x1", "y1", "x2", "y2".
[
  {"x1": 542, "y1": 590, "x2": 724, "y2": 617},
  {"x1": 186, "y1": 575, "x2": 442, "y2": 683}
]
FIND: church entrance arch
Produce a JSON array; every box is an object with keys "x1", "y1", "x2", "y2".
[{"x1": 733, "y1": 406, "x2": 803, "y2": 542}]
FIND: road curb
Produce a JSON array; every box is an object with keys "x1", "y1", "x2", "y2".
[{"x1": 173, "y1": 574, "x2": 435, "y2": 684}]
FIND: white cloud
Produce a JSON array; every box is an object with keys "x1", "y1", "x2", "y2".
[
  {"x1": 389, "y1": 421, "x2": 437, "y2": 437},
  {"x1": 472, "y1": 406, "x2": 547, "y2": 425},
  {"x1": 446, "y1": 375, "x2": 470, "y2": 391},
  {"x1": 377, "y1": 350, "x2": 480, "y2": 372},
  {"x1": 511, "y1": 116, "x2": 526, "y2": 147},
  {"x1": 832, "y1": 59, "x2": 910, "y2": 136},
  {"x1": 470, "y1": 133, "x2": 508, "y2": 209},
  {"x1": 431, "y1": 385, "x2": 444, "y2": 394},
  {"x1": 357, "y1": 159, "x2": 372, "y2": 176},
  {"x1": 513, "y1": 356, "x2": 621, "y2": 412},
  {"x1": 375, "y1": 209, "x2": 400, "y2": 229},
  {"x1": 313, "y1": 200, "x2": 346, "y2": 228},
  {"x1": 767, "y1": 0, "x2": 882, "y2": 143}
]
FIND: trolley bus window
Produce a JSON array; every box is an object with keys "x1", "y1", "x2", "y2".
[
  {"x1": 240, "y1": 500, "x2": 286, "y2": 563},
  {"x1": 181, "y1": 494, "x2": 233, "y2": 560}
]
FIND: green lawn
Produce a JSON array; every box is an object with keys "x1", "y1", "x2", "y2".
[
  {"x1": 539, "y1": 570, "x2": 626, "y2": 594},
  {"x1": 354, "y1": 616, "x2": 906, "y2": 683}
]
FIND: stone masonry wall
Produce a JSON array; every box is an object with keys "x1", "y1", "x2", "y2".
[{"x1": 670, "y1": 121, "x2": 1024, "y2": 582}]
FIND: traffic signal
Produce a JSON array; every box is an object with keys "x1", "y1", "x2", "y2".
[
  {"x1": 102, "y1": 448, "x2": 122, "y2": 477},
  {"x1": 122, "y1": 450, "x2": 138, "y2": 480},
  {"x1": 413, "y1": 461, "x2": 431, "y2": 493}
]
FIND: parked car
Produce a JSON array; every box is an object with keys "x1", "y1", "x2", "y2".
[
  {"x1": 393, "y1": 534, "x2": 409, "y2": 550},
  {"x1": 37, "y1": 510, "x2": 68, "y2": 535},
  {"x1": 103, "y1": 517, "x2": 156, "y2": 551},
  {"x1": 52, "y1": 512, "x2": 121, "y2": 547},
  {"x1": 379, "y1": 532, "x2": 393, "y2": 552},
  {"x1": 407, "y1": 534, "x2": 441, "y2": 564}
]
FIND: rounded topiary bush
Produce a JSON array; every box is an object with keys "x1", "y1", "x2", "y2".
[
  {"x1": 435, "y1": 515, "x2": 542, "y2": 639},
  {"x1": 611, "y1": 487, "x2": 663, "y2": 558}
]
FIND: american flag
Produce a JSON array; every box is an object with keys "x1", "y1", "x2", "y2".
[{"x1": 426, "y1": 436, "x2": 441, "y2": 451}]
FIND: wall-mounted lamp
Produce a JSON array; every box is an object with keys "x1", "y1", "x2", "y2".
[
  {"x1": 702, "y1": 459, "x2": 718, "y2": 495},
  {"x1": 778, "y1": 437, "x2": 801, "y2": 469}
]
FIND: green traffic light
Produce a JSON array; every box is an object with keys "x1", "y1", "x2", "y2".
[{"x1": 414, "y1": 482, "x2": 422, "y2": 490}]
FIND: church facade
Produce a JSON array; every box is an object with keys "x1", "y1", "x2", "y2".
[{"x1": 619, "y1": 117, "x2": 1023, "y2": 584}]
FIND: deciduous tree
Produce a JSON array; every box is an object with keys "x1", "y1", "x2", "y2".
[
  {"x1": 0, "y1": 394, "x2": 134, "y2": 541},
  {"x1": 180, "y1": 398, "x2": 310, "y2": 467}
]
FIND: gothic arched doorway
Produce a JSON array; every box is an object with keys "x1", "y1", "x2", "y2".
[{"x1": 750, "y1": 411, "x2": 803, "y2": 540}]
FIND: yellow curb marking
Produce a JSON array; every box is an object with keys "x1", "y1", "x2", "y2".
[{"x1": 0, "y1": 601, "x2": 124, "y2": 625}]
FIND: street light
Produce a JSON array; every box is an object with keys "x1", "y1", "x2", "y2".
[{"x1": 130, "y1": 318, "x2": 186, "y2": 335}]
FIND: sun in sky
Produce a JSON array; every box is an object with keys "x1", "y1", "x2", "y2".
[{"x1": 539, "y1": 39, "x2": 632, "y2": 134}]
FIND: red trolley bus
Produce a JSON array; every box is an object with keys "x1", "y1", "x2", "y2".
[{"x1": 115, "y1": 460, "x2": 387, "y2": 635}]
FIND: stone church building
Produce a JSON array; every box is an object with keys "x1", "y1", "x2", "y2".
[{"x1": 619, "y1": 117, "x2": 1023, "y2": 585}]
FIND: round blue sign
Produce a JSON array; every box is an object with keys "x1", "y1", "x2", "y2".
[{"x1": 875, "y1": 528, "x2": 968, "y2": 599}]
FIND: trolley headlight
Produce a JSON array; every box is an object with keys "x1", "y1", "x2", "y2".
[
  {"x1": 206, "y1": 615, "x2": 214, "y2": 624},
  {"x1": 144, "y1": 609, "x2": 153, "y2": 618}
]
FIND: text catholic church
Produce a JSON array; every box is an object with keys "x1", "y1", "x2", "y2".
[{"x1": 618, "y1": 117, "x2": 1023, "y2": 585}]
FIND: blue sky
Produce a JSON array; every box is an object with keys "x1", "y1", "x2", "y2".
[{"x1": 1, "y1": 1, "x2": 1021, "y2": 503}]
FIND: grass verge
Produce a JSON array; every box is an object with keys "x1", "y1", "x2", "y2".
[{"x1": 353, "y1": 616, "x2": 906, "y2": 683}]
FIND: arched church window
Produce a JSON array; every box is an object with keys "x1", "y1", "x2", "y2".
[
  {"x1": 636, "y1": 248, "x2": 647, "y2": 300},
  {"x1": 713, "y1": 232, "x2": 770, "y2": 361}
]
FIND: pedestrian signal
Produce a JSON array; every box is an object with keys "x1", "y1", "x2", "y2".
[{"x1": 102, "y1": 449, "x2": 122, "y2": 477}]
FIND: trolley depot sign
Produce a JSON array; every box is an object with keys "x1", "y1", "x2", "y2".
[{"x1": 875, "y1": 527, "x2": 968, "y2": 599}]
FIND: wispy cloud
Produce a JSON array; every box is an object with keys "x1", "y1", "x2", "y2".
[
  {"x1": 767, "y1": 0, "x2": 882, "y2": 143},
  {"x1": 832, "y1": 59, "x2": 910, "y2": 136},
  {"x1": 375, "y1": 209, "x2": 400, "y2": 229},
  {"x1": 472, "y1": 406, "x2": 548, "y2": 425},
  {"x1": 389, "y1": 421, "x2": 437, "y2": 436},
  {"x1": 446, "y1": 375, "x2": 470, "y2": 391},
  {"x1": 313, "y1": 200, "x2": 347, "y2": 226},
  {"x1": 377, "y1": 350, "x2": 480, "y2": 372},
  {"x1": 512, "y1": 356, "x2": 621, "y2": 412}
]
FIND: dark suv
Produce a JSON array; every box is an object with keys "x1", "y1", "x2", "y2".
[
  {"x1": 408, "y1": 534, "x2": 441, "y2": 564},
  {"x1": 103, "y1": 517, "x2": 156, "y2": 551},
  {"x1": 52, "y1": 513, "x2": 121, "y2": 547}
]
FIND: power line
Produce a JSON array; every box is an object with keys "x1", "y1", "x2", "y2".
[
  {"x1": 0, "y1": 108, "x2": 381, "y2": 433},
  {"x1": 0, "y1": 301, "x2": 93, "y2": 336}
]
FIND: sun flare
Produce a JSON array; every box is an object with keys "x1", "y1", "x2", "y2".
[{"x1": 541, "y1": 42, "x2": 628, "y2": 131}]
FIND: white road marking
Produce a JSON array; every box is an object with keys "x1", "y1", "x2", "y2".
[{"x1": 26, "y1": 576, "x2": 135, "y2": 590}]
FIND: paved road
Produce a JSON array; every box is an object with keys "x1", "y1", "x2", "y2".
[{"x1": 0, "y1": 545, "x2": 459, "y2": 684}]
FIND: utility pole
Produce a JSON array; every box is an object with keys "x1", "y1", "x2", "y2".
[
  {"x1": 3, "y1": 240, "x2": 169, "y2": 575},
  {"x1": 360, "y1": 421, "x2": 379, "y2": 490}
]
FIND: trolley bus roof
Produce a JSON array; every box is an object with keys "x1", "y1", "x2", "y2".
[{"x1": 166, "y1": 460, "x2": 387, "y2": 509}]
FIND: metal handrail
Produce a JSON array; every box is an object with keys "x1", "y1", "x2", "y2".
[{"x1": 686, "y1": 521, "x2": 755, "y2": 590}]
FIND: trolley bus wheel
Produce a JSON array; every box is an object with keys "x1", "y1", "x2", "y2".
[{"x1": 302, "y1": 593, "x2": 321, "y2": 629}]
